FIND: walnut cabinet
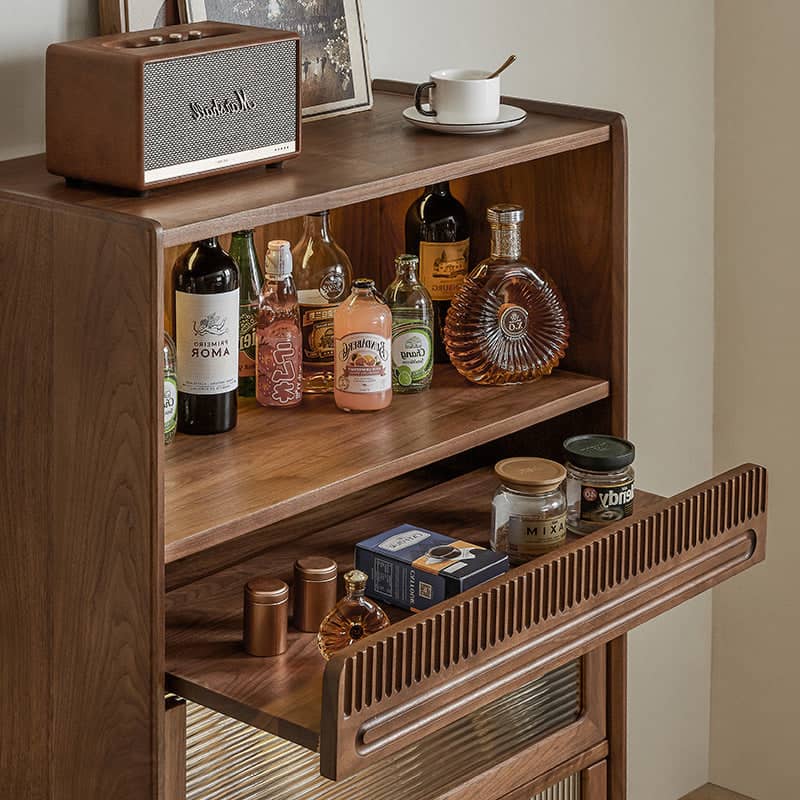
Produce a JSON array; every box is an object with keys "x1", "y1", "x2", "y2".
[{"x1": 0, "y1": 81, "x2": 766, "y2": 800}]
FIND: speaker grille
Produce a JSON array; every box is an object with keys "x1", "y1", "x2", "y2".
[{"x1": 143, "y1": 40, "x2": 297, "y2": 179}]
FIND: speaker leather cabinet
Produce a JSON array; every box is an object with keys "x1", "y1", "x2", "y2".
[{"x1": 46, "y1": 22, "x2": 301, "y2": 191}]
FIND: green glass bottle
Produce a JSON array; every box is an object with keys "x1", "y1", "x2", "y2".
[
  {"x1": 230, "y1": 230, "x2": 263, "y2": 398},
  {"x1": 385, "y1": 254, "x2": 434, "y2": 393}
]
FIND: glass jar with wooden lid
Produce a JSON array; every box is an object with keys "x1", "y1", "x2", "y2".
[{"x1": 491, "y1": 457, "x2": 568, "y2": 564}]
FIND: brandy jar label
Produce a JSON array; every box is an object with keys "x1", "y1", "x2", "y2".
[
  {"x1": 238, "y1": 303, "x2": 257, "y2": 378},
  {"x1": 502, "y1": 512, "x2": 567, "y2": 557},
  {"x1": 579, "y1": 479, "x2": 635, "y2": 524},
  {"x1": 298, "y1": 289, "x2": 337, "y2": 366},
  {"x1": 499, "y1": 303, "x2": 529, "y2": 340},
  {"x1": 419, "y1": 238, "x2": 470, "y2": 301},
  {"x1": 163, "y1": 377, "x2": 177, "y2": 436},
  {"x1": 175, "y1": 289, "x2": 239, "y2": 395},
  {"x1": 335, "y1": 332, "x2": 391, "y2": 394},
  {"x1": 391, "y1": 321, "x2": 433, "y2": 385}
]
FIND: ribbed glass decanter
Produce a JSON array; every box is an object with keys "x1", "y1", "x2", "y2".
[{"x1": 444, "y1": 205, "x2": 570, "y2": 384}]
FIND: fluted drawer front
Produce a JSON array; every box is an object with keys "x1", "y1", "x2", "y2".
[
  {"x1": 533, "y1": 773, "x2": 581, "y2": 800},
  {"x1": 185, "y1": 660, "x2": 580, "y2": 800}
]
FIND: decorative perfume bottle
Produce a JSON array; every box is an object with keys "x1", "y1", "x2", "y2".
[
  {"x1": 385, "y1": 254, "x2": 434, "y2": 393},
  {"x1": 444, "y1": 205, "x2": 570, "y2": 384},
  {"x1": 230, "y1": 229, "x2": 263, "y2": 398},
  {"x1": 333, "y1": 278, "x2": 392, "y2": 412},
  {"x1": 163, "y1": 332, "x2": 177, "y2": 446},
  {"x1": 292, "y1": 211, "x2": 353, "y2": 394},
  {"x1": 256, "y1": 240, "x2": 302, "y2": 408},
  {"x1": 317, "y1": 570, "x2": 390, "y2": 661}
]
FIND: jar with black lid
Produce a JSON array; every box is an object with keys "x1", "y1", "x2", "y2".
[{"x1": 564, "y1": 435, "x2": 635, "y2": 535}]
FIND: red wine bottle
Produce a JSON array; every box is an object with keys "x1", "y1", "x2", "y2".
[
  {"x1": 173, "y1": 237, "x2": 239, "y2": 435},
  {"x1": 405, "y1": 182, "x2": 471, "y2": 363}
]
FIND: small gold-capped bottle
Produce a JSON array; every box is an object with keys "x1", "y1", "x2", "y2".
[
  {"x1": 444, "y1": 204, "x2": 570, "y2": 385},
  {"x1": 317, "y1": 569, "x2": 390, "y2": 660}
]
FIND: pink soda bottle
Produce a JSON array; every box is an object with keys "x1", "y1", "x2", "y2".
[
  {"x1": 333, "y1": 278, "x2": 392, "y2": 412},
  {"x1": 256, "y1": 240, "x2": 302, "y2": 408}
]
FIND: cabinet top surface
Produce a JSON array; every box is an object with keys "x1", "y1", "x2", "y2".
[{"x1": 0, "y1": 87, "x2": 609, "y2": 246}]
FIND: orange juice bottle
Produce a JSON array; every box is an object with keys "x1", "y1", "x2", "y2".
[{"x1": 334, "y1": 278, "x2": 392, "y2": 412}]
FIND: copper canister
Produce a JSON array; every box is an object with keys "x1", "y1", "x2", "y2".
[
  {"x1": 243, "y1": 577, "x2": 289, "y2": 657},
  {"x1": 293, "y1": 557, "x2": 338, "y2": 632}
]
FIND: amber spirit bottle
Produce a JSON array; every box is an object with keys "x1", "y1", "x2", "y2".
[
  {"x1": 405, "y1": 182, "x2": 470, "y2": 363},
  {"x1": 445, "y1": 204, "x2": 570, "y2": 384},
  {"x1": 173, "y1": 237, "x2": 239, "y2": 434},
  {"x1": 229, "y1": 230, "x2": 262, "y2": 398},
  {"x1": 292, "y1": 211, "x2": 353, "y2": 393},
  {"x1": 317, "y1": 570, "x2": 390, "y2": 661},
  {"x1": 384, "y1": 254, "x2": 434, "y2": 393}
]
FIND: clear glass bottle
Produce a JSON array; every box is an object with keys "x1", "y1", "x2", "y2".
[
  {"x1": 256, "y1": 240, "x2": 302, "y2": 408},
  {"x1": 163, "y1": 332, "x2": 177, "y2": 446},
  {"x1": 384, "y1": 254, "x2": 434, "y2": 393},
  {"x1": 564, "y1": 434, "x2": 635, "y2": 534},
  {"x1": 333, "y1": 278, "x2": 392, "y2": 412},
  {"x1": 292, "y1": 211, "x2": 353, "y2": 394},
  {"x1": 229, "y1": 229, "x2": 263, "y2": 398},
  {"x1": 317, "y1": 569, "x2": 390, "y2": 661},
  {"x1": 491, "y1": 458, "x2": 567, "y2": 564},
  {"x1": 444, "y1": 204, "x2": 570, "y2": 385}
]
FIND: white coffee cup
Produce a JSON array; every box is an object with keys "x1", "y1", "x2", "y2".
[{"x1": 414, "y1": 69, "x2": 501, "y2": 124}]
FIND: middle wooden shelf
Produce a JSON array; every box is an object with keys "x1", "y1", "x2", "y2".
[{"x1": 164, "y1": 366, "x2": 609, "y2": 562}]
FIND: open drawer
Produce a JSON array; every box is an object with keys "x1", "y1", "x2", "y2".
[{"x1": 165, "y1": 462, "x2": 766, "y2": 781}]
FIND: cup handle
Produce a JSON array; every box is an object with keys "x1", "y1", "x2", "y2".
[{"x1": 414, "y1": 81, "x2": 437, "y2": 116}]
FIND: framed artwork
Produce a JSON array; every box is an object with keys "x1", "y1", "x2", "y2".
[
  {"x1": 98, "y1": 0, "x2": 180, "y2": 34},
  {"x1": 180, "y1": 0, "x2": 372, "y2": 120}
]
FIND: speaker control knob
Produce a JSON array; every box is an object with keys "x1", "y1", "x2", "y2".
[{"x1": 188, "y1": 30, "x2": 203, "y2": 40}]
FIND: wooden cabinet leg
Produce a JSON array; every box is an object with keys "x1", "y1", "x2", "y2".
[
  {"x1": 607, "y1": 635, "x2": 627, "y2": 800},
  {"x1": 165, "y1": 698, "x2": 186, "y2": 800}
]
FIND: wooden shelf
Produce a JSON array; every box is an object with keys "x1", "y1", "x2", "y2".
[
  {"x1": 0, "y1": 85, "x2": 609, "y2": 246},
  {"x1": 164, "y1": 368, "x2": 609, "y2": 562},
  {"x1": 166, "y1": 467, "x2": 661, "y2": 753}
]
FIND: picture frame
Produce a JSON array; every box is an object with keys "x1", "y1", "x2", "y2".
[
  {"x1": 98, "y1": 0, "x2": 180, "y2": 34},
  {"x1": 180, "y1": 0, "x2": 372, "y2": 121}
]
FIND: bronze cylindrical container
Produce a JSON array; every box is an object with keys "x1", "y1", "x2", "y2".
[
  {"x1": 243, "y1": 577, "x2": 289, "y2": 657},
  {"x1": 293, "y1": 557, "x2": 338, "y2": 633}
]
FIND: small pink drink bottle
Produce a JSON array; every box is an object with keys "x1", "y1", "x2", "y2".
[
  {"x1": 334, "y1": 278, "x2": 392, "y2": 412},
  {"x1": 256, "y1": 240, "x2": 302, "y2": 408}
]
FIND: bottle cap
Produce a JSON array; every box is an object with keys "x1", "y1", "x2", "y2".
[
  {"x1": 487, "y1": 204, "x2": 524, "y2": 224},
  {"x1": 265, "y1": 240, "x2": 292, "y2": 277},
  {"x1": 494, "y1": 457, "x2": 566, "y2": 493},
  {"x1": 343, "y1": 569, "x2": 368, "y2": 591},
  {"x1": 563, "y1": 435, "x2": 635, "y2": 471},
  {"x1": 295, "y1": 556, "x2": 338, "y2": 583},
  {"x1": 352, "y1": 278, "x2": 375, "y2": 290},
  {"x1": 245, "y1": 577, "x2": 289, "y2": 605}
]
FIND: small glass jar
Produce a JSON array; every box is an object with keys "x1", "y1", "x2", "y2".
[
  {"x1": 564, "y1": 435, "x2": 635, "y2": 535},
  {"x1": 491, "y1": 457, "x2": 568, "y2": 565}
]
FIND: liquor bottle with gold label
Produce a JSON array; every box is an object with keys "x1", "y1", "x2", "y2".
[
  {"x1": 405, "y1": 182, "x2": 470, "y2": 363},
  {"x1": 317, "y1": 570, "x2": 390, "y2": 661},
  {"x1": 444, "y1": 204, "x2": 570, "y2": 385},
  {"x1": 292, "y1": 211, "x2": 353, "y2": 393}
]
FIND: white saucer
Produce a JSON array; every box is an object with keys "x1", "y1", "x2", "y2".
[{"x1": 402, "y1": 104, "x2": 527, "y2": 135}]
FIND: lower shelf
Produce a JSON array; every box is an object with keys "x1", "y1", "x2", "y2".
[{"x1": 166, "y1": 462, "x2": 766, "y2": 780}]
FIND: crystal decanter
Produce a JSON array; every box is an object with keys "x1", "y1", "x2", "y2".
[
  {"x1": 444, "y1": 204, "x2": 570, "y2": 384},
  {"x1": 317, "y1": 570, "x2": 389, "y2": 660}
]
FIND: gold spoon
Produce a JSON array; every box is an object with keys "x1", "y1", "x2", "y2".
[{"x1": 487, "y1": 54, "x2": 517, "y2": 80}]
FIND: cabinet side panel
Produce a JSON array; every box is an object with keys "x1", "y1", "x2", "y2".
[
  {"x1": 0, "y1": 197, "x2": 53, "y2": 800},
  {"x1": 50, "y1": 208, "x2": 163, "y2": 800}
]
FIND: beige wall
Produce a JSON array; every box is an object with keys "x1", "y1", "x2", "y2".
[
  {"x1": 712, "y1": 2, "x2": 800, "y2": 797},
  {"x1": 364, "y1": 2, "x2": 716, "y2": 797},
  {"x1": 0, "y1": 1, "x2": 718, "y2": 797}
]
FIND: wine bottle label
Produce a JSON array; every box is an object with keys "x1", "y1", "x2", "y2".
[
  {"x1": 239, "y1": 303, "x2": 258, "y2": 378},
  {"x1": 298, "y1": 290, "x2": 337, "y2": 365},
  {"x1": 501, "y1": 512, "x2": 567, "y2": 558},
  {"x1": 498, "y1": 304, "x2": 529, "y2": 341},
  {"x1": 391, "y1": 321, "x2": 433, "y2": 387},
  {"x1": 419, "y1": 238, "x2": 470, "y2": 301},
  {"x1": 335, "y1": 332, "x2": 391, "y2": 394},
  {"x1": 163, "y1": 376, "x2": 177, "y2": 438},
  {"x1": 579, "y1": 479, "x2": 635, "y2": 523},
  {"x1": 175, "y1": 289, "x2": 239, "y2": 395}
]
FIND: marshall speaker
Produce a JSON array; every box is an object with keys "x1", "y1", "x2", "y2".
[{"x1": 46, "y1": 22, "x2": 301, "y2": 191}]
